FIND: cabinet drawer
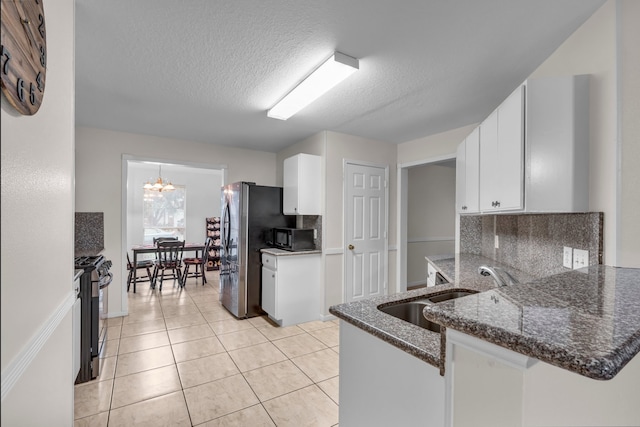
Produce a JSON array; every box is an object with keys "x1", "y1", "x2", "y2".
[{"x1": 262, "y1": 253, "x2": 277, "y2": 271}]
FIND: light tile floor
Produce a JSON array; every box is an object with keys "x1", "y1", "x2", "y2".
[{"x1": 74, "y1": 271, "x2": 339, "y2": 426}]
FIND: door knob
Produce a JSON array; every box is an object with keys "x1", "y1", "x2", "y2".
[{"x1": 348, "y1": 244, "x2": 355, "y2": 250}]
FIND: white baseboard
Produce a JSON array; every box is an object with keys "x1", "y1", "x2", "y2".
[
  {"x1": 324, "y1": 248, "x2": 343, "y2": 255},
  {"x1": 407, "y1": 280, "x2": 428, "y2": 288},
  {"x1": 407, "y1": 236, "x2": 455, "y2": 243},
  {"x1": 107, "y1": 310, "x2": 128, "y2": 318},
  {"x1": 320, "y1": 313, "x2": 337, "y2": 322},
  {"x1": 1, "y1": 291, "x2": 76, "y2": 401}
]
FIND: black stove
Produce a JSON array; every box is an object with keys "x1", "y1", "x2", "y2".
[
  {"x1": 75, "y1": 255, "x2": 103, "y2": 269},
  {"x1": 74, "y1": 254, "x2": 112, "y2": 384}
]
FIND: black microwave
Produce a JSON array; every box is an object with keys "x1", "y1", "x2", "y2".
[{"x1": 271, "y1": 228, "x2": 315, "y2": 251}]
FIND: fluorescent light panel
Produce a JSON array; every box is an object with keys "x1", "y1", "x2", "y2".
[{"x1": 268, "y1": 52, "x2": 359, "y2": 120}]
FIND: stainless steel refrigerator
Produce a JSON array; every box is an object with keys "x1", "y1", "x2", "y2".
[{"x1": 219, "y1": 182, "x2": 295, "y2": 318}]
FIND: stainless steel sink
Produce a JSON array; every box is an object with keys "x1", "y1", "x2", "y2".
[
  {"x1": 378, "y1": 289, "x2": 479, "y2": 332},
  {"x1": 379, "y1": 301, "x2": 442, "y2": 332},
  {"x1": 425, "y1": 289, "x2": 478, "y2": 303}
]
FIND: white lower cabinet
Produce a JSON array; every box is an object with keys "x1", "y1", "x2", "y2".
[
  {"x1": 339, "y1": 321, "x2": 445, "y2": 427},
  {"x1": 261, "y1": 252, "x2": 321, "y2": 327},
  {"x1": 446, "y1": 329, "x2": 640, "y2": 427},
  {"x1": 338, "y1": 323, "x2": 640, "y2": 427}
]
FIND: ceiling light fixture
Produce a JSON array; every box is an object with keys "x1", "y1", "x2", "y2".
[
  {"x1": 267, "y1": 52, "x2": 359, "y2": 120},
  {"x1": 143, "y1": 165, "x2": 175, "y2": 192}
]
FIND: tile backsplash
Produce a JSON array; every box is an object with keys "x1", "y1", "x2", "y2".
[
  {"x1": 460, "y1": 212, "x2": 603, "y2": 278},
  {"x1": 75, "y1": 212, "x2": 105, "y2": 256},
  {"x1": 300, "y1": 215, "x2": 322, "y2": 249}
]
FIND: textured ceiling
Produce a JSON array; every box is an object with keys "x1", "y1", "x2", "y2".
[{"x1": 75, "y1": 0, "x2": 604, "y2": 153}]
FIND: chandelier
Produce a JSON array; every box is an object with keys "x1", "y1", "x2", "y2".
[{"x1": 143, "y1": 165, "x2": 175, "y2": 192}]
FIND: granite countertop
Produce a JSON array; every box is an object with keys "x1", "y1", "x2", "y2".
[
  {"x1": 330, "y1": 253, "x2": 640, "y2": 380},
  {"x1": 261, "y1": 248, "x2": 322, "y2": 256},
  {"x1": 423, "y1": 265, "x2": 640, "y2": 380},
  {"x1": 329, "y1": 254, "x2": 505, "y2": 371},
  {"x1": 425, "y1": 253, "x2": 536, "y2": 288}
]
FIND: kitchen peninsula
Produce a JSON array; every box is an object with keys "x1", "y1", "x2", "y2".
[{"x1": 330, "y1": 254, "x2": 640, "y2": 427}]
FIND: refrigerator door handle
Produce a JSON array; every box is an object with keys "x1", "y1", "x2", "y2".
[{"x1": 222, "y1": 202, "x2": 231, "y2": 252}]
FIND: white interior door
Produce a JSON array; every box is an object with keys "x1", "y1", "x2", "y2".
[{"x1": 345, "y1": 162, "x2": 388, "y2": 302}]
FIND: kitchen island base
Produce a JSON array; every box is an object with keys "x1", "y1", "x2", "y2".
[
  {"x1": 339, "y1": 321, "x2": 445, "y2": 427},
  {"x1": 447, "y1": 329, "x2": 640, "y2": 427}
]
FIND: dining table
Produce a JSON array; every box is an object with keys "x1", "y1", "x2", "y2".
[{"x1": 129, "y1": 242, "x2": 206, "y2": 292}]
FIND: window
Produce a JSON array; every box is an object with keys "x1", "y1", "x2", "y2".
[{"x1": 143, "y1": 186, "x2": 186, "y2": 244}]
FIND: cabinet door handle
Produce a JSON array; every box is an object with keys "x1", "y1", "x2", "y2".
[
  {"x1": 462, "y1": 206, "x2": 467, "y2": 210},
  {"x1": 348, "y1": 244, "x2": 355, "y2": 250},
  {"x1": 495, "y1": 201, "x2": 501, "y2": 207}
]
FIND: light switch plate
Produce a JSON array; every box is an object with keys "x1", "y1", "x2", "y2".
[
  {"x1": 573, "y1": 249, "x2": 589, "y2": 270},
  {"x1": 563, "y1": 247, "x2": 573, "y2": 269}
]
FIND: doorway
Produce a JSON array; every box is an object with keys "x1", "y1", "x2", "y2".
[
  {"x1": 121, "y1": 155, "x2": 226, "y2": 312},
  {"x1": 397, "y1": 154, "x2": 457, "y2": 293}
]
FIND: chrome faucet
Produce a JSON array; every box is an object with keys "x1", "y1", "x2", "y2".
[{"x1": 478, "y1": 265, "x2": 520, "y2": 287}]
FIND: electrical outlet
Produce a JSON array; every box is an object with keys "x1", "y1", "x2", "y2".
[
  {"x1": 563, "y1": 247, "x2": 573, "y2": 268},
  {"x1": 573, "y1": 249, "x2": 589, "y2": 270},
  {"x1": 494, "y1": 235, "x2": 499, "y2": 249}
]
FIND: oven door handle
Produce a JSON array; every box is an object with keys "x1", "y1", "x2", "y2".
[{"x1": 99, "y1": 272, "x2": 113, "y2": 289}]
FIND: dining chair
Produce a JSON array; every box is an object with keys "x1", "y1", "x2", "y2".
[
  {"x1": 126, "y1": 252, "x2": 155, "y2": 293},
  {"x1": 182, "y1": 237, "x2": 213, "y2": 286},
  {"x1": 153, "y1": 240, "x2": 185, "y2": 290}
]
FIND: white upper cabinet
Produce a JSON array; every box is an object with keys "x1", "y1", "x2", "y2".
[
  {"x1": 479, "y1": 85, "x2": 525, "y2": 212},
  {"x1": 524, "y1": 75, "x2": 589, "y2": 212},
  {"x1": 456, "y1": 127, "x2": 480, "y2": 213},
  {"x1": 459, "y1": 74, "x2": 589, "y2": 214},
  {"x1": 283, "y1": 153, "x2": 321, "y2": 215}
]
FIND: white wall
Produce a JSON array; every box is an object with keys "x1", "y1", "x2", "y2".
[
  {"x1": 75, "y1": 127, "x2": 278, "y2": 317},
  {"x1": 530, "y1": 0, "x2": 619, "y2": 266},
  {"x1": 398, "y1": 1, "x2": 639, "y2": 269},
  {"x1": 617, "y1": 0, "x2": 640, "y2": 268},
  {"x1": 276, "y1": 131, "x2": 398, "y2": 316},
  {"x1": 0, "y1": 1, "x2": 76, "y2": 424},
  {"x1": 324, "y1": 131, "x2": 397, "y2": 315},
  {"x1": 398, "y1": 124, "x2": 477, "y2": 165},
  {"x1": 528, "y1": 0, "x2": 639, "y2": 268}
]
